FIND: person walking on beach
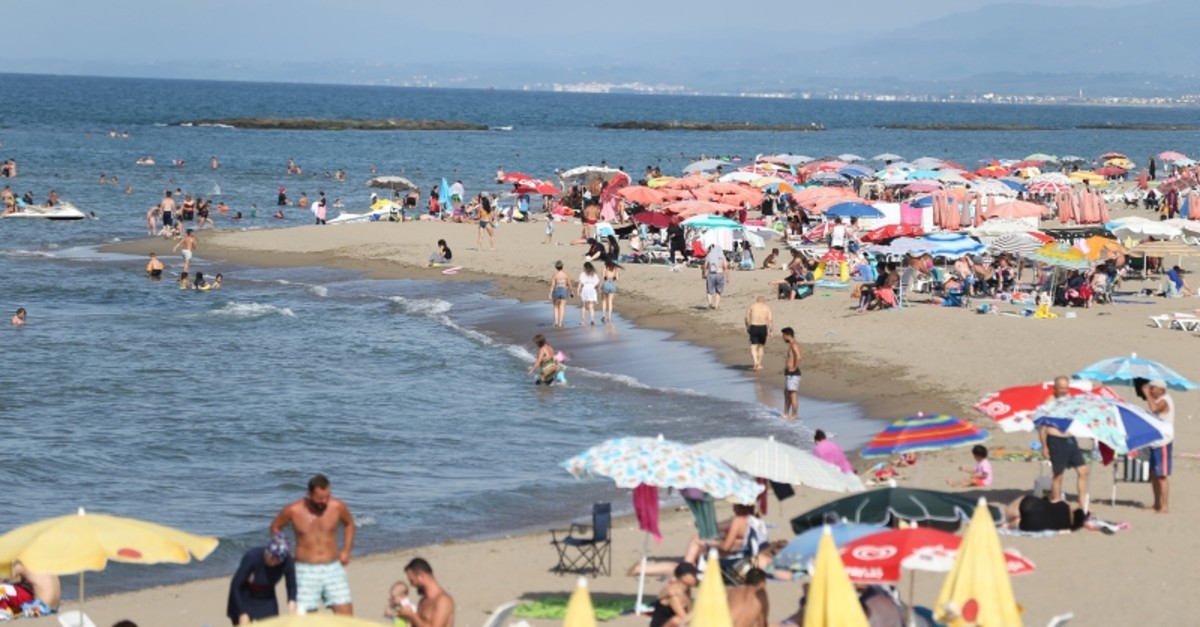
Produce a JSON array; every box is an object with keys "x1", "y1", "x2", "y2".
[
  {"x1": 173, "y1": 228, "x2": 197, "y2": 273},
  {"x1": 394, "y1": 558, "x2": 455, "y2": 627},
  {"x1": 781, "y1": 327, "x2": 802, "y2": 420},
  {"x1": 582, "y1": 203, "x2": 599, "y2": 240},
  {"x1": 476, "y1": 195, "x2": 496, "y2": 250},
  {"x1": 314, "y1": 192, "x2": 327, "y2": 225},
  {"x1": 578, "y1": 261, "x2": 600, "y2": 326},
  {"x1": 1039, "y1": 376, "x2": 1088, "y2": 506},
  {"x1": 270, "y1": 474, "x2": 356, "y2": 616},
  {"x1": 600, "y1": 260, "x2": 620, "y2": 323},
  {"x1": 226, "y1": 532, "x2": 297, "y2": 624},
  {"x1": 702, "y1": 245, "x2": 730, "y2": 310},
  {"x1": 744, "y1": 296, "x2": 772, "y2": 371},
  {"x1": 1141, "y1": 379, "x2": 1174, "y2": 514},
  {"x1": 549, "y1": 261, "x2": 573, "y2": 328}
]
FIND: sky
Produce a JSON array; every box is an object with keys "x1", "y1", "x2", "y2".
[{"x1": 2, "y1": 0, "x2": 1142, "y2": 66}]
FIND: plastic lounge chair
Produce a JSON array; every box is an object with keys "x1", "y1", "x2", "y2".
[
  {"x1": 480, "y1": 600, "x2": 520, "y2": 627},
  {"x1": 550, "y1": 502, "x2": 612, "y2": 576},
  {"x1": 1170, "y1": 313, "x2": 1200, "y2": 331},
  {"x1": 1148, "y1": 314, "x2": 1170, "y2": 329}
]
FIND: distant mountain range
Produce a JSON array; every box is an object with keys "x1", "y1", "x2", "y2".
[{"x1": 11, "y1": 0, "x2": 1200, "y2": 98}]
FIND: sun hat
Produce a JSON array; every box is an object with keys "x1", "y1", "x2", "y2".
[{"x1": 1148, "y1": 379, "x2": 1167, "y2": 390}]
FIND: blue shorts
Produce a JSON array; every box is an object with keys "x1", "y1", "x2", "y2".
[
  {"x1": 1149, "y1": 442, "x2": 1173, "y2": 477},
  {"x1": 552, "y1": 286, "x2": 569, "y2": 301}
]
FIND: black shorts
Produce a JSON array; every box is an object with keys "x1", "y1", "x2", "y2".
[
  {"x1": 748, "y1": 324, "x2": 768, "y2": 345},
  {"x1": 1046, "y1": 435, "x2": 1086, "y2": 475}
]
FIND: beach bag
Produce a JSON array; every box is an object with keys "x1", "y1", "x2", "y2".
[{"x1": 1119, "y1": 453, "x2": 1152, "y2": 482}]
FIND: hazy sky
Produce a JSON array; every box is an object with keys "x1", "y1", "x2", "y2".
[{"x1": 7, "y1": 0, "x2": 1145, "y2": 66}]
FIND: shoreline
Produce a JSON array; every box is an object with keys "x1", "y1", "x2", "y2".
[{"x1": 85, "y1": 218, "x2": 1200, "y2": 626}]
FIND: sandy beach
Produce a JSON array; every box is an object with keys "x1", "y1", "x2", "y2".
[{"x1": 75, "y1": 213, "x2": 1198, "y2": 627}]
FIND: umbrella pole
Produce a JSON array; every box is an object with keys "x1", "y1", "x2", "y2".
[
  {"x1": 907, "y1": 572, "x2": 917, "y2": 627},
  {"x1": 634, "y1": 531, "x2": 650, "y2": 614},
  {"x1": 78, "y1": 572, "x2": 86, "y2": 627}
]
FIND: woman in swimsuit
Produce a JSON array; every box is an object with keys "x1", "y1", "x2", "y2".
[
  {"x1": 526, "y1": 334, "x2": 560, "y2": 385},
  {"x1": 648, "y1": 563, "x2": 698, "y2": 627},
  {"x1": 600, "y1": 260, "x2": 621, "y2": 323},
  {"x1": 578, "y1": 261, "x2": 600, "y2": 326},
  {"x1": 476, "y1": 195, "x2": 496, "y2": 250},
  {"x1": 548, "y1": 261, "x2": 573, "y2": 328}
]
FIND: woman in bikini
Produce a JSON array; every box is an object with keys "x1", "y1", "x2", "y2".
[
  {"x1": 549, "y1": 261, "x2": 573, "y2": 328},
  {"x1": 600, "y1": 259, "x2": 621, "y2": 323}
]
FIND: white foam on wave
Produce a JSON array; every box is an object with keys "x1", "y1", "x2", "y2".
[
  {"x1": 0, "y1": 249, "x2": 56, "y2": 259},
  {"x1": 211, "y1": 301, "x2": 296, "y2": 319},
  {"x1": 355, "y1": 515, "x2": 377, "y2": 528},
  {"x1": 389, "y1": 296, "x2": 453, "y2": 317},
  {"x1": 308, "y1": 285, "x2": 329, "y2": 298}
]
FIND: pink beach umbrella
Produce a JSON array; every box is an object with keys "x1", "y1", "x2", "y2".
[{"x1": 1097, "y1": 193, "x2": 1111, "y2": 223}]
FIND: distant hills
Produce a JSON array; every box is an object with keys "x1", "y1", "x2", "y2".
[{"x1": 9, "y1": 0, "x2": 1200, "y2": 98}]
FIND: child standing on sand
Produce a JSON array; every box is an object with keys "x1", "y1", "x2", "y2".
[
  {"x1": 947, "y1": 445, "x2": 992, "y2": 488},
  {"x1": 544, "y1": 217, "x2": 555, "y2": 244}
]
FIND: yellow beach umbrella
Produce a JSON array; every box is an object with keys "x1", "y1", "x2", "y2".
[
  {"x1": 255, "y1": 615, "x2": 387, "y2": 627},
  {"x1": 935, "y1": 498, "x2": 1022, "y2": 626},
  {"x1": 1081, "y1": 235, "x2": 1124, "y2": 262},
  {"x1": 563, "y1": 577, "x2": 598, "y2": 627},
  {"x1": 803, "y1": 527, "x2": 869, "y2": 627},
  {"x1": 692, "y1": 550, "x2": 733, "y2": 627},
  {"x1": 0, "y1": 508, "x2": 218, "y2": 602}
]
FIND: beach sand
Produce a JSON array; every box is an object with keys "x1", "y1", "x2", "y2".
[{"x1": 76, "y1": 215, "x2": 1197, "y2": 626}]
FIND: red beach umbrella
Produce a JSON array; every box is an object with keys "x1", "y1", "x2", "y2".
[
  {"x1": 839, "y1": 527, "x2": 1035, "y2": 585},
  {"x1": 618, "y1": 186, "x2": 667, "y2": 205},
  {"x1": 630, "y1": 211, "x2": 673, "y2": 229},
  {"x1": 500, "y1": 172, "x2": 535, "y2": 183},
  {"x1": 973, "y1": 380, "x2": 1122, "y2": 432},
  {"x1": 861, "y1": 224, "x2": 924, "y2": 243}
]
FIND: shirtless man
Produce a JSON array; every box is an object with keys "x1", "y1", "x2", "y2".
[
  {"x1": 582, "y1": 203, "x2": 600, "y2": 239},
  {"x1": 1039, "y1": 376, "x2": 1088, "y2": 506},
  {"x1": 781, "y1": 327, "x2": 802, "y2": 420},
  {"x1": 160, "y1": 190, "x2": 177, "y2": 224},
  {"x1": 173, "y1": 229, "x2": 197, "y2": 273},
  {"x1": 1, "y1": 560, "x2": 61, "y2": 616},
  {"x1": 744, "y1": 297, "x2": 773, "y2": 371},
  {"x1": 146, "y1": 253, "x2": 164, "y2": 278},
  {"x1": 726, "y1": 568, "x2": 768, "y2": 627},
  {"x1": 270, "y1": 474, "x2": 356, "y2": 615},
  {"x1": 396, "y1": 558, "x2": 455, "y2": 627}
]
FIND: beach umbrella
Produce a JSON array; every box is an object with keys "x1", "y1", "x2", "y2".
[
  {"x1": 982, "y1": 200, "x2": 1047, "y2": 220},
  {"x1": 560, "y1": 166, "x2": 624, "y2": 183},
  {"x1": 760, "y1": 154, "x2": 813, "y2": 166},
  {"x1": 256, "y1": 616, "x2": 391, "y2": 627},
  {"x1": 838, "y1": 153, "x2": 865, "y2": 163},
  {"x1": 719, "y1": 171, "x2": 761, "y2": 184},
  {"x1": 683, "y1": 159, "x2": 732, "y2": 175},
  {"x1": 861, "y1": 224, "x2": 923, "y2": 243},
  {"x1": 499, "y1": 172, "x2": 536, "y2": 183},
  {"x1": 910, "y1": 157, "x2": 943, "y2": 170},
  {"x1": 1059, "y1": 155, "x2": 1087, "y2": 165},
  {"x1": 1026, "y1": 153, "x2": 1058, "y2": 162},
  {"x1": 1026, "y1": 242, "x2": 1091, "y2": 270},
  {"x1": 935, "y1": 498, "x2": 1023, "y2": 627},
  {"x1": 681, "y1": 215, "x2": 744, "y2": 230},
  {"x1": 823, "y1": 201, "x2": 884, "y2": 219},
  {"x1": 630, "y1": 211, "x2": 672, "y2": 229},
  {"x1": 902, "y1": 181, "x2": 942, "y2": 194},
  {"x1": 562, "y1": 577, "x2": 597, "y2": 627},
  {"x1": 692, "y1": 551, "x2": 733, "y2": 627},
  {"x1": 1080, "y1": 235, "x2": 1125, "y2": 262},
  {"x1": 859, "y1": 414, "x2": 988, "y2": 459},
  {"x1": 1095, "y1": 165, "x2": 1127, "y2": 177},
  {"x1": 986, "y1": 232, "x2": 1047, "y2": 256},
  {"x1": 516, "y1": 180, "x2": 561, "y2": 196},
  {"x1": 366, "y1": 175, "x2": 417, "y2": 191},
  {"x1": 790, "y1": 488, "x2": 1002, "y2": 534},
  {"x1": 1026, "y1": 180, "x2": 1070, "y2": 195},
  {"x1": 974, "y1": 380, "x2": 1122, "y2": 432},
  {"x1": 0, "y1": 508, "x2": 218, "y2": 625},
  {"x1": 1074, "y1": 353, "x2": 1197, "y2": 391},
  {"x1": 914, "y1": 232, "x2": 986, "y2": 258},
  {"x1": 873, "y1": 153, "x2": 904, "y2": 162},
  {"x1": 808, "y1": 171, "x2": 849, "y2": 185},
  {"x1": 772, "y1": 523, "x2": 886, "y2": 573},
  {"x1": 1033, "y1": 395, "x2": 1173, "y2": 454},
  {"x1": 839, "y1": 165, "x2": 874, "y2": 178},
  {"x1": 562, "y1": 435, "x2": 762, "y2": 612},
  {"x1": 691, "y1": 436, "x2": 864, "y2": 493},
  {"x1": 617, "y1": 186, "x2": 666, "y2": 205},
  {"x1": 968, "y1": 179, "x2": 1017, "y2": 198},
  {"x1": 803, "y1": 529, "x2": 870, "y2": 627},
  {"x1": 1104, "y1": 157, "x2": 1135, "y2": 170},
  {"x1": 1159, "y1": 151, "x2": 1188, "y2": 162},
  {"x1": 839, "y1": 527, "x2": 1034, "y2": 584},
  {"x1": 1127, "y1": 240, "x2": 1200, "y2": 259}
]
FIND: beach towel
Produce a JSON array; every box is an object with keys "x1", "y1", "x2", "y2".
[
  {"x1": 685, "y1": 495, "x2": 721, "y2": 540},
  {"x1": 997, "y1": 528, "x2": 1066, "y2": 538},
  {"x1": 632, "y1": 483, "x2": 661, "y2": 543},
  {"x1": 513, "y1": 596, "x2": 632, "y2": 621}
]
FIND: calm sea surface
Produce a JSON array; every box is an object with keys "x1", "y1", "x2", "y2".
[{"x1": 0, "y1": 73, "x2": 1195, "y2": 593}]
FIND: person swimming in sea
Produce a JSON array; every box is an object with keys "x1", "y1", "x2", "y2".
[
  {"x1": 11, "y1": 307, "x2": 27, "y2": 326},
  {"x1": 146, "y1": 252, "x2": 164, "y2": 278},
  {"x1": 178, "y1": 271, "x2": 192, "y2": 289}
]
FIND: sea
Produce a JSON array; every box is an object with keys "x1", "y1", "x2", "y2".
[{"x1": 1, "y1": 72, "x2": 1197, "y2": 594}]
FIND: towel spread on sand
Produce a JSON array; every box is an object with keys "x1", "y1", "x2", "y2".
[
  {"x1": 513, "y1": 597, "x2": 633, "y2": 621},
  {"x1": 633, "y1": 483, "x2": 660, "y2": 543}
]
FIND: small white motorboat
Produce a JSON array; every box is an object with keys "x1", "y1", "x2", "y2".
[
  {"x1": 327, "y1": 200, "x2": 402, "y2": 225},
  {"x1": 2, "y1": 201, "x2": 87, "y2": 221}
]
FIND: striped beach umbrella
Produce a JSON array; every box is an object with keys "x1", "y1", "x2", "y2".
[{"x1": 860, "y1": 414, "x2": 988, "y2": 459}]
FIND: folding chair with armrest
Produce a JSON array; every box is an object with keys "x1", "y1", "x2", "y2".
[{"x1": 550, "y1": 502, "x2": 612, "y2": 576}]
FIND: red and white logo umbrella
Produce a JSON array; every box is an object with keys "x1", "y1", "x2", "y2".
[{"x1": 838, "y1": 527, "x2": 1035, "y2": 584}]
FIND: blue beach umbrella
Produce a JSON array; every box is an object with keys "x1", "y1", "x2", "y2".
[
  {"x1": 1074, "y1": 354, "x2": 1197, "y2": 391},
  {"x1": 772, "y1": 523, "x2": 887, "y2": 572},
  {"x1": 907, "y1": 170, "x2": 940, "y2": 180},
  {"x1": 681, "y1": 215, "x2": 744, "y2": 230},
  {"x1": 916, "y1": 232, "x2": 986, "y2": 258},
  {"x1": 439, "y1": 178, "x2": 452, "y2": 216},
  {"x1": 860, "y1": 414, "x2": 988, "y2": 459},
  {"x1": 824, "y1": 202, "x2": 885, "y2": 219},
  {"x1": 1033, "y1": 395, "x2": 1173, "y2": 454},
  {"x1": 999, "y1": 179, "x2": 1028, "y2": 193}
]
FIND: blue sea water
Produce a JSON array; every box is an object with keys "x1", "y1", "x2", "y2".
[{"x1": 1, "y1": 72, "x2": 1197, "y2": 593}]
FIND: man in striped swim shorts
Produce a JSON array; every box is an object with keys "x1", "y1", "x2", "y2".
[{"x1": 271, "y1": 474, "x2": 357, "y2": 614}]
